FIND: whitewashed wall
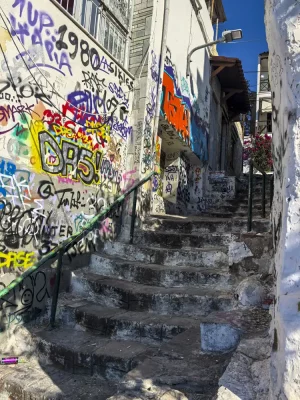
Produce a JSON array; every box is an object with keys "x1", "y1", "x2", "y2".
[{"x1": 265, "y1": 0, "x2": 300, "y2": 398}]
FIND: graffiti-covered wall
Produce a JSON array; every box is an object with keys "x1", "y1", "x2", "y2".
[
  {"x1": 151, "y1": 0, "x2": 213, "y2": 215},
  {"x1": 0, "y1": 0, "x2": 134, "y2": 287}
]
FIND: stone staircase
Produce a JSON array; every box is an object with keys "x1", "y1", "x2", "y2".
[{"x1": 0, "y1": 177, "x2": 273, "y2": 400}]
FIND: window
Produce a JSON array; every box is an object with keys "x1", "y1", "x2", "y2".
[
  {"x1": 55, "y1": 0, "x2": 127, "y2": 64},
  {"x1": 260, "y1": 72, "x2": 270, "y2": 92},
  {"x1": 56, "y1": 0, "x2": 75, "y2": 15},
  {"x1": 97, "y1": 15, "x2": 126, "y2": 63}
]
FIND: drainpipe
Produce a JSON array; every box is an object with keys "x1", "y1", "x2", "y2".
[{"x1": 152, "y1": 0, "x2": 170, "y2": 170}]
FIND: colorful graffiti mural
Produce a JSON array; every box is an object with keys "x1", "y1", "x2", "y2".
[
  {"x1": 0, "y1": 0, "x2": 134, "y2": 286},
  {"x1": 160, "y1": 63, "x2": 209, "y2": 164}
]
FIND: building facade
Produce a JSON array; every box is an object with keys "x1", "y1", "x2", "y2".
[
  {"x1": 256, "y1": 51, "x2": 272, "y2": 136},
  {"x1": 0, "y1": 0, "x2": 249, "y2": 289}
]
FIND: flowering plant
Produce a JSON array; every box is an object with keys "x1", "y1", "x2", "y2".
[{"x1": 243, "y1": 134, "x2": 273, "y2": 172}]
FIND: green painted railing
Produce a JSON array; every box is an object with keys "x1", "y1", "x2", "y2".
[
  {"x1": 0, "y1": 171, "x2": 157, "y2": 327},
  {"x1": 247, "y1": 160, "x2": 274, "y2": 232}
]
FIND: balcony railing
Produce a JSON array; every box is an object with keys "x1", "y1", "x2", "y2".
[
  {"x1": 257, "y1": 122, "x2": 272, "y2": 135},
  {"x1": 260, "y1": 79, "x2": 270, "y2": 92},
  {"x1": 55, "y1": 0, "x2": 130, "y2": 64}
]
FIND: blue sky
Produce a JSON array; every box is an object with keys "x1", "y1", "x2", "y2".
[{"x1": 216, "y1": 0, "x2": 268, "y2": 91}]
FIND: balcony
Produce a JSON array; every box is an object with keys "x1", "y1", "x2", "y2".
[
  {"x1": 257, "y1": 121, "x2": 272, "y2": 135},
  {"x1": 55, "y1": 0, "x2": 131, "y2": 64},
  {"x1": 260, "y1": 78, "x2": 270, "y2": 92}
]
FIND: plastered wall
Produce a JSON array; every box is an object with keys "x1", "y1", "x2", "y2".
[
  {"x1": 151, "y1": 0, "x2": 214, "y2": 215},
  {"x1": 265, "y1": 0, "x2": 300, "y2": 398},
  {"x1": 0, "y1": 0, "x2": 134, "y2": 307}
]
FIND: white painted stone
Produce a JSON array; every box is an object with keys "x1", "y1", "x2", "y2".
[
  {"x1": 235, "y1": 278, "x2": 266, "y2": 307},
  {"x1": 229, "y1": 242, "x2": 253, "y2": 266},
  {"x1": 200, "y1": 323, "x2": 241, "y2": 353},
  {"x1": 265, "y1": 0, "x2": 300, "y2": 397},
  {"x1": 216, "y1": 387, "x2": 241, "y2": 400}
]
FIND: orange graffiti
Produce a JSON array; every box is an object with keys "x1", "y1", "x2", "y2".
[{"x1": 162, "y1": 72, "x2": 190, "y2": 143}]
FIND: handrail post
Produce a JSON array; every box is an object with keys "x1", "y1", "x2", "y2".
[
  {"x1": 262, "y1": 173, "x2": 266, "y2": 218},
  {"x1": 270, "y1": 175, "x2": 274, "y2": 208},
  {"x1": 129, "y1": 188, "x2": 138, "y2": 244},
  {"x1": 50, "y1": 249, "x2": 64, "y2": 328},
  {"x1": 247, "y1": 161, "x2": 254, "y2": 232}
]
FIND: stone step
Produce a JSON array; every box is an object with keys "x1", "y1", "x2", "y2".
[
  {"x1": 109, "y1": 329, "x2": 233, "y2": 398},
  {"x1": 33, "y1": 327, "x2": 151, "y2": 380},
  {"x1": 135, "y1": 230, "x2": 236, "y2": 248},
  {"x1": 211, "y1": 208, "x2": 271, "y2": 218},
  {"x1": 89, "y1": 253, "x2": 235, "y2": 288},
  {"x1": 72, "y1": 272, "x2": 236, "y2": 317},
  {"x1": 0, "y1": 360, "x2": 117, "y2": 399},
  {"x1": 226, "y1": 198, "x2": 272, "y2": 207},
  {"x1": 58, "y1": 299, "x2": 270, "y2": 351},
  {"x1": 103, "y1": 242, "x2": 229, "y2": 268},
  {"x1": 197, "y1": 210, "x2": 270, "y2": 221},
  {"x1": 216, "y1": 201, "x2": 271, "y2": 212},
  {"x1": 145, "y1": 214, "x2": 270, "y2": 234},
  {"x1": 59, "y1": 299, "x2": 198, "y2": 344},
  {"x1": 235, "y1": 195, "x2": 272, "y2": 205},
  {"x1": 237, "y1": 187, "x2": 272, "y2": 194}
]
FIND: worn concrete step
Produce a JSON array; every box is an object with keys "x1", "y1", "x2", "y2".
[
  {"x1": 103, "y1": 242, "x2": 229, "y2": 268},
  {"x1": 135, "y1": 230, "x2": 235, "y2": 248},
  {"x1": 226, "y1": 198, "x2": 272, "y2": 207},
  {"x1": 145, "y1": 214, "x2": 270, "y2": 234},
  {"x1": 216, "y1": 202, "x2": 271, "y2": 213},
  {"x1": 72, "y1": 273, "x2": 236, "y2": 317},
  {"x1": 59, "y1": 299, "x2": 198, "y2": 344},
  {"x1": 89, "y1": 254, "x2": 235, "y2": 288},
  {"x1": 111, "y1": 328, "x2": 233, "y2": 398},
  {"x1": 33, "y1": 327, "x2": 151, "y2": 380},
  {"x1": 59, "y1": 299, "x2": 270, "y2": 352},
  {"x1": 199, "y1": 210, "x2": 270, "y2": 219},
  {"x1": 212, "y1": 208, "x2": 271, "y2": 218},
  {"x1": 0, "y1": 360, "x2": 117, "y2": 399},
  {"x1": 198, "y1": 211, "x2": 234, "y2": 218},
  {"x1": 235, "y1": 194, "x2": 272, "y2": 204}
]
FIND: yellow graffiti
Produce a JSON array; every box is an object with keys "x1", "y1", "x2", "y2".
[
  {"x1": 85, "y1": 121, "x2": 111, "y2": 142},
  {"x1": 155, "y1": 137, "x2": 161, "y2": 174},
  {"x1": 53, "y1": 124, "x2": 92, "y2": 146},
  {"x1": 0, "y1": 27, "x2": 12, "y2": 53},
  {"x1": 0, "y1": 251, "x2": 36, "y2": 270},
  {"x1": 29, "y1": 119, "x2": 45, "y2": 174}
]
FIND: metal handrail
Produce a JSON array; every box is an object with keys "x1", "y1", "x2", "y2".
[
  {"x1": 0, "y1": 171, "x2": 157, "y2": 327},
  {"x1": 247, "y1": 159, "x2": 274, "y2": 232}
]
